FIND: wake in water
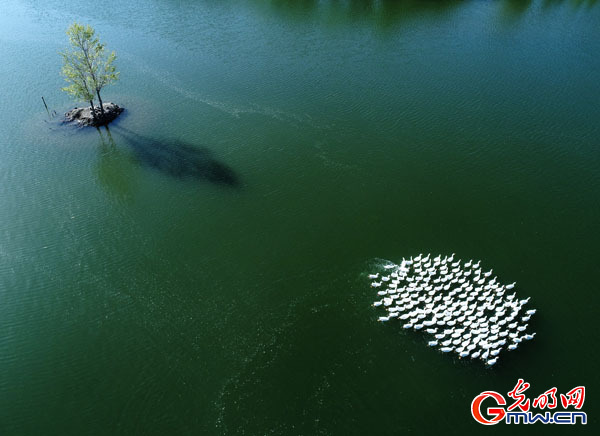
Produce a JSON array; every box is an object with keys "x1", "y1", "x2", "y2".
[
  {"x1": 120, "y1": 50, "x2": 312, "y2": 123},
  {"x1": 369, "y1": 254, "x2": 536, "y2": 367}
]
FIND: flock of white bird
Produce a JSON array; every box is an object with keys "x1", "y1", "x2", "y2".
[{"x1": 370, "y1": 254, "x2": 536, "y2": 366}]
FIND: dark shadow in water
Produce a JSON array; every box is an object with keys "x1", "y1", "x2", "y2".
[{"x1": 112, "y1": 126, "x2": 240, "y2": 187}]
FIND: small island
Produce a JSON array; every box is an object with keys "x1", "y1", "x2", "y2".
[
  {"x1": 60, "y1": 23, "x2": 122, "y2": 127},
  {"x1": 64, "y1": 102, "x2": 123, "y2": 127}
]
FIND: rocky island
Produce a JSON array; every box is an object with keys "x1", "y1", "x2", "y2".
[{"x1": 64, "y1": 102, "x2": 124, "y2": 127}]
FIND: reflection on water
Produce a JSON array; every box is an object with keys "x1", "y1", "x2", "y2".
[
  {"x1": 96, "y1": 127, "x2": 136, "y2": 203},
  {"x1": 499, "y1": 0, "x2": 534, "y2": 21},
  {"x1": 542, "y1": 0, "x2": 599, "y2": 9},
  {"x1": 258, "y1": 0, "x2": 597, "y2": 25},
  {"x1": 503, "y1": 0, "x2": 534, "y2": 14},
  {"x1": 254, "y1": 0, "x2": 464, "y2": 27},
  {"x1": 112, "y1": 127, "x2": 239, "y2": 187}
]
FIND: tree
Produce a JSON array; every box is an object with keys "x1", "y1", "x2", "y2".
[{"x1": 60, "y1": 23, "x2": 119, "y2": 120}]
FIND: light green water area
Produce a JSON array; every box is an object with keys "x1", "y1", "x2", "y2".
[{"x1": 0, "y1": 0, "x2": 598, "y2": 434}]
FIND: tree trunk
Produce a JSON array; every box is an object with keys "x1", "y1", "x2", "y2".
[
  {"x1": 96, "y1": 90, "x2": 106, "y2": 118},
  {"x1": 89, "y1": 100, "x2": 98, "y2": 121}
]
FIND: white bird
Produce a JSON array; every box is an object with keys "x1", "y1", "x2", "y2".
[
  {"x1": 506, "y1": 282, "x2": 516, "y2": 289},
  {"x1": 523, "y1": 333, "x2": 536, "y2": 340},
  {"x1": 428, "y1": 340, "x2": 438, "y2": 347},
  {"x1": 487, "y1": 358, "x2": 497, "y2": 366},
  {"x1": 440, "y1": 347, "x2": 454, "y2": 353},
  {"x1": 371, "y1": 281, "x2": 382, "y2": 288},
  {"x1": 368, "y1": 273, "x2": 379, "y2": 279}
]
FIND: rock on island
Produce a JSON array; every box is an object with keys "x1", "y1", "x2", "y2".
[{"x1": 64, "y1": 102, "x2": 124, "y2": 127}]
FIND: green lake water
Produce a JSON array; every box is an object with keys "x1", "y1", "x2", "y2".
[{"x1": 0, "y1": 0, "x2": 598, "y2": 434}]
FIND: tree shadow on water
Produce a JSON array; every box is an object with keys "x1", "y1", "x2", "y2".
[{"x1": 111, "y1": 126, "x2": 240, "y2": 188}]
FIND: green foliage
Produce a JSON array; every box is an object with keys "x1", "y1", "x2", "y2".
[{"x1": 60, "y1": 23, "x2": 119, "y2": 105}]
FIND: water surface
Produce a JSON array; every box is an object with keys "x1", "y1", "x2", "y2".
[{"x1": 0, "y1": 0, "x2": 598, "y2": 434}]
